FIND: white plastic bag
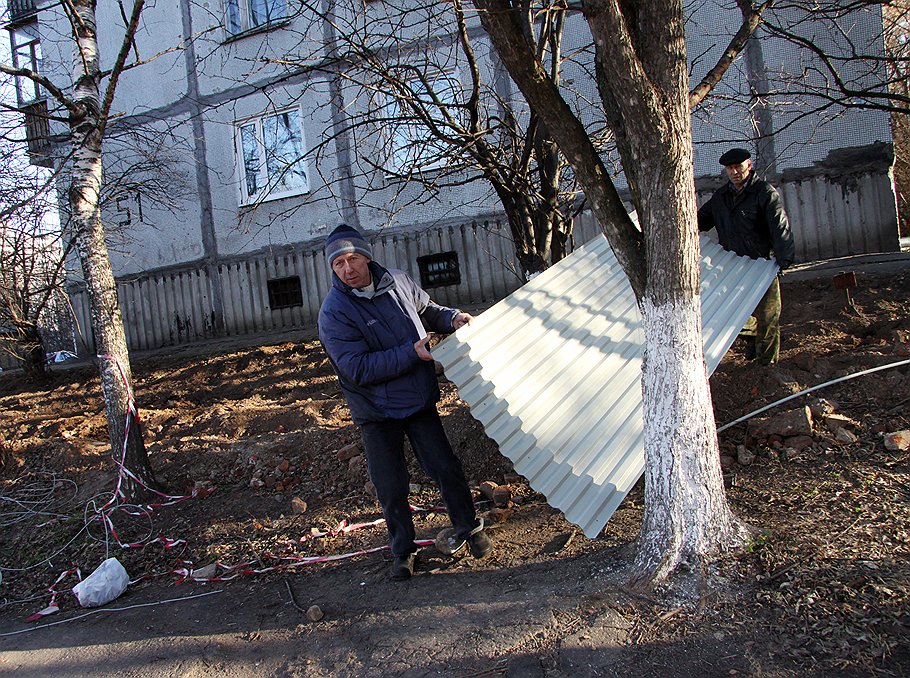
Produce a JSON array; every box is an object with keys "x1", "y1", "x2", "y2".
[{"x1": 72, "y1": 557, "x2": 129, "y2": 607}]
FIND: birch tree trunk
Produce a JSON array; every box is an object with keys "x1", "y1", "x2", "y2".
[{"x1": 68, "y1": 0, "x2": 156, "y2": 498}]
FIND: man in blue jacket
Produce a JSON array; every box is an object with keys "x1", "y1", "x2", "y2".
[
  {"x1": 318, "y1": 224, "x2": 492, "y2": 580},
  {"x1": 698, "y1": 148, "x2": 795, "y2": 364}
]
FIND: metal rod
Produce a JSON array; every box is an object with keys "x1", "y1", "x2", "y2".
[{"x1": 717, "y1": 358, "x2": 910, "y2": 432}]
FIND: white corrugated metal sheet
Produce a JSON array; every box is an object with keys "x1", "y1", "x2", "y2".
[{"x1": 434, "y1": 234, "x2": 778, "y2": 538}]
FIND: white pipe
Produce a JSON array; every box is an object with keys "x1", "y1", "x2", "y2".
[{"x1": 717, "y1": 358, "x2": 910, "y2": 433}]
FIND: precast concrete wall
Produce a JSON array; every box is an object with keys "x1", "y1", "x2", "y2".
[
  {"x1": 68, "y1": 157, "x2": 898, "y2": 357},
  {"x1": 70, "y1": 217, "x2": 604, "y2": 355}
]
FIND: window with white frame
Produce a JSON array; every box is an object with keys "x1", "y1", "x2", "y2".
[
  {"x1": 226, "y1": 0, "x2": 287, "y2": 36},
  {"x1": 236, "y1": 108, "x2": 309, "y2": 204},
  {"x1": 385, "y1": 71, "x2": 461, "y2": 174},
  {"x1": 10, "y1": 21, "x2": 43, "y2": 106}
]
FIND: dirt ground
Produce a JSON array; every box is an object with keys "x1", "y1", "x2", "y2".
[{"x1": 0, "y1": 262, "x2": 908, "y2": 677}]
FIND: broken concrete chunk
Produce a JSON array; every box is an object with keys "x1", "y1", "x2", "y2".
[
  {"x1": 736, "y1": 445, "x2": 755, "y2": 466},
  {"x1": 748, "y1": 406, "x2": 814, "y2": 439},
  {"x1": 835, "y1": 428, "x2": 859, "y2": 444},
  {"x1": 784, "y1": 435, "x2": 815, "y2": 451},
  {"x1": 478, "y1": 480, "x2": 498, "y2": 500},
  {"x1": 492, "y1": 486, "x2": 514, "y2": 507},
  {"x1": 190, "y1": 563, "x2": 218, "y2": 581}
]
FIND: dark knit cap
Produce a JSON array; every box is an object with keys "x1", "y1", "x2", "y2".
[
  {"x1": 718, "y1": 147, "x2": 751, "y2": 166},
  {"x1": 324, "y1": 224, "x2": 372, "y2": 266}
]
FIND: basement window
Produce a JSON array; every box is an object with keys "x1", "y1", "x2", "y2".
[
  {"x1": 267, "y1": 276, "x2": 303, "y2": 309},
  {"x1": 417, "y1": 251, "x2": 460, "y2": 289}
]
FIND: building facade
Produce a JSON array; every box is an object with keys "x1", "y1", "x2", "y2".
[{"x1": 4, "y1": 0, "x2": 901, "y2": 354}]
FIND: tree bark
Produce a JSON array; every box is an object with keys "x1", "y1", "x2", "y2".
[
  {"x1": 474, "y1": 0, "x2": 749, "y2": 586},
  {"x1": 20, "y1": 326, "x2": 48, "y2": 381},
  {"x1": 68, "y1": 0, "x2": 157, "y2": 499}
]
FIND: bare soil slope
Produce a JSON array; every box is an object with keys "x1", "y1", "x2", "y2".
[{"x1": 0, "y1": 268, "x2": 908, "y2": 677}]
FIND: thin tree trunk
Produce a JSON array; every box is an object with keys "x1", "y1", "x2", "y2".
[
  {"x1": 20, "y1": 326, "x2": 48, "y2": 381},
  {"x1": 69, "y1": 0, "x2": 157, "y2": 498}
]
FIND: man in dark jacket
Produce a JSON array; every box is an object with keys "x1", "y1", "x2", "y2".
[
  {"x1": 698, "y1": 148, "x2": 795, "y2": 364},
  {"x1": 318, "y1": 224, "x2": 492, "y2": 580}
]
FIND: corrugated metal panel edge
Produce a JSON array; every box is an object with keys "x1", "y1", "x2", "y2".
[{"x1": 435, "y1": 234, "x2": 778, "y2": 537}]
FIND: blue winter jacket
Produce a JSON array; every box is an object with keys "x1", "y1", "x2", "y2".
[{"x1": 318, "y1": 261, "x2": 460, "y2": 424}]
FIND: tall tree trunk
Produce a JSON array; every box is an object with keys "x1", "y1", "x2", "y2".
[
  {"x1": 590, "y1": 0, "x2": 747, "y2": 586},
  {"x1": 69, "y1": 0, "x2": 156, "y2": 498},
  {"x1": 633, "y1": 132, "x2": 747, "y2": 584},
  {"x1": 475, "y1": 0, "x2": 749, "y2": 587}
]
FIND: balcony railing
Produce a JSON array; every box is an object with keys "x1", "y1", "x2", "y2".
[{"x1": 8, "y1": 0, "x2": 38, "y2": 24}]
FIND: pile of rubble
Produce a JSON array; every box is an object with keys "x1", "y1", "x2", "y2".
[{"x1": 721, "y1": 398, "x2": 910, "y2": 468}]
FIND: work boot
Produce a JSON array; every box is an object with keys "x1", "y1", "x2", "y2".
[
  {"x1": 389, "y1": 553, "x2": 416, "y2": 580},
  {"x1": 744, "y1": 339, "x2": 757, "y2": 361},
  {"x1": 468, "y1": 528, "x2": 493, "y2": 559}
]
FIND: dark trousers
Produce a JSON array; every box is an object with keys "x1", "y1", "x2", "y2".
[
  {"x1": 753, "y1": 277, "x2": 782, "y2": 364},
  {"x1": 360, "y1": 408, "x2": 479, "y2": 557},
  {"x1": 741, "y1": 277, "x2": 782, "y2": 364}
]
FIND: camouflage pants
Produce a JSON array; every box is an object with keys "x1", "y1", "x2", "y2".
[{"x1": 740, "y1": 277, "x2": 782, "y2": 364}]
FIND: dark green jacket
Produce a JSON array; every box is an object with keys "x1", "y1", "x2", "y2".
[{"x1": 697, "y1": 173, "x2": 795, "y2": 269}]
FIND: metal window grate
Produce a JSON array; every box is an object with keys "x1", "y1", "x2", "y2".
[
  {"x1": 23, "y1": 101, "x2": 52, "y2": 168},
  {"x1": 417, "y1": 251, "x2": 460, "y2": 288},
  {"x1": 266, "y1": 276, "x2": 303, "y2": 310}
]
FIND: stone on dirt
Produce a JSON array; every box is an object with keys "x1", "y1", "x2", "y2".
[
  {"x1": 336, "y1": 443, "x2": 362, "y2": 461},
  {"x1": 791, "y1": 352, "x2": 817, "y2": 371},
  {"x1": 825, "y1": 413, "x2": 858, "y2": 433},
  {"x1": 736, "y1": 445, "x2": 755, "y2": 466},
  {"x1": 306, "y1": 604, "x2": 324, "y2": 622},
  {"x1": 492, "y1": 485, "x2": 513, "y2": 507},
  {"x1": 748, "y1": 406, "x2": 814, "y2": 439},
  {"x1": 835, "y1": 428, "x2": 859, "y2": 444},
  {"x1": 291, "y1": 497, "x2": 308, "y2": 514},
  {"x1": 786, "y1": 434, "x2": 816, "y2": 451},
  {"x1": 884, "y1": 430, "x2": 910, "y2": 451},
  {"x1": 478, "y1": 480, "x2": 498, "y2": 500},
  {"x1": 190, "y1": 563, "x2": 217, "y2": 581},
  {"x1": 486, "y1": 507, "x2": 513, "y2": 524}
]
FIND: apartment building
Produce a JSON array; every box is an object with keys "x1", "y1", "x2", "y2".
[{"x1": 4, "y1": 0, "x2": 900, "y2": 352}]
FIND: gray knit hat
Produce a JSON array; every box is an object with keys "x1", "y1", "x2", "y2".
[{"x1": 324, "y1": 224, "x2": 372, "y2": 266}]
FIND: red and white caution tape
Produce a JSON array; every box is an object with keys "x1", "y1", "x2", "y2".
[
  {"x1": 23, "y1": 567, "x2": 81, "y2": 622},
  {"x1": 89, "y1": 355, "x2": 212, "y2": 552}
]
